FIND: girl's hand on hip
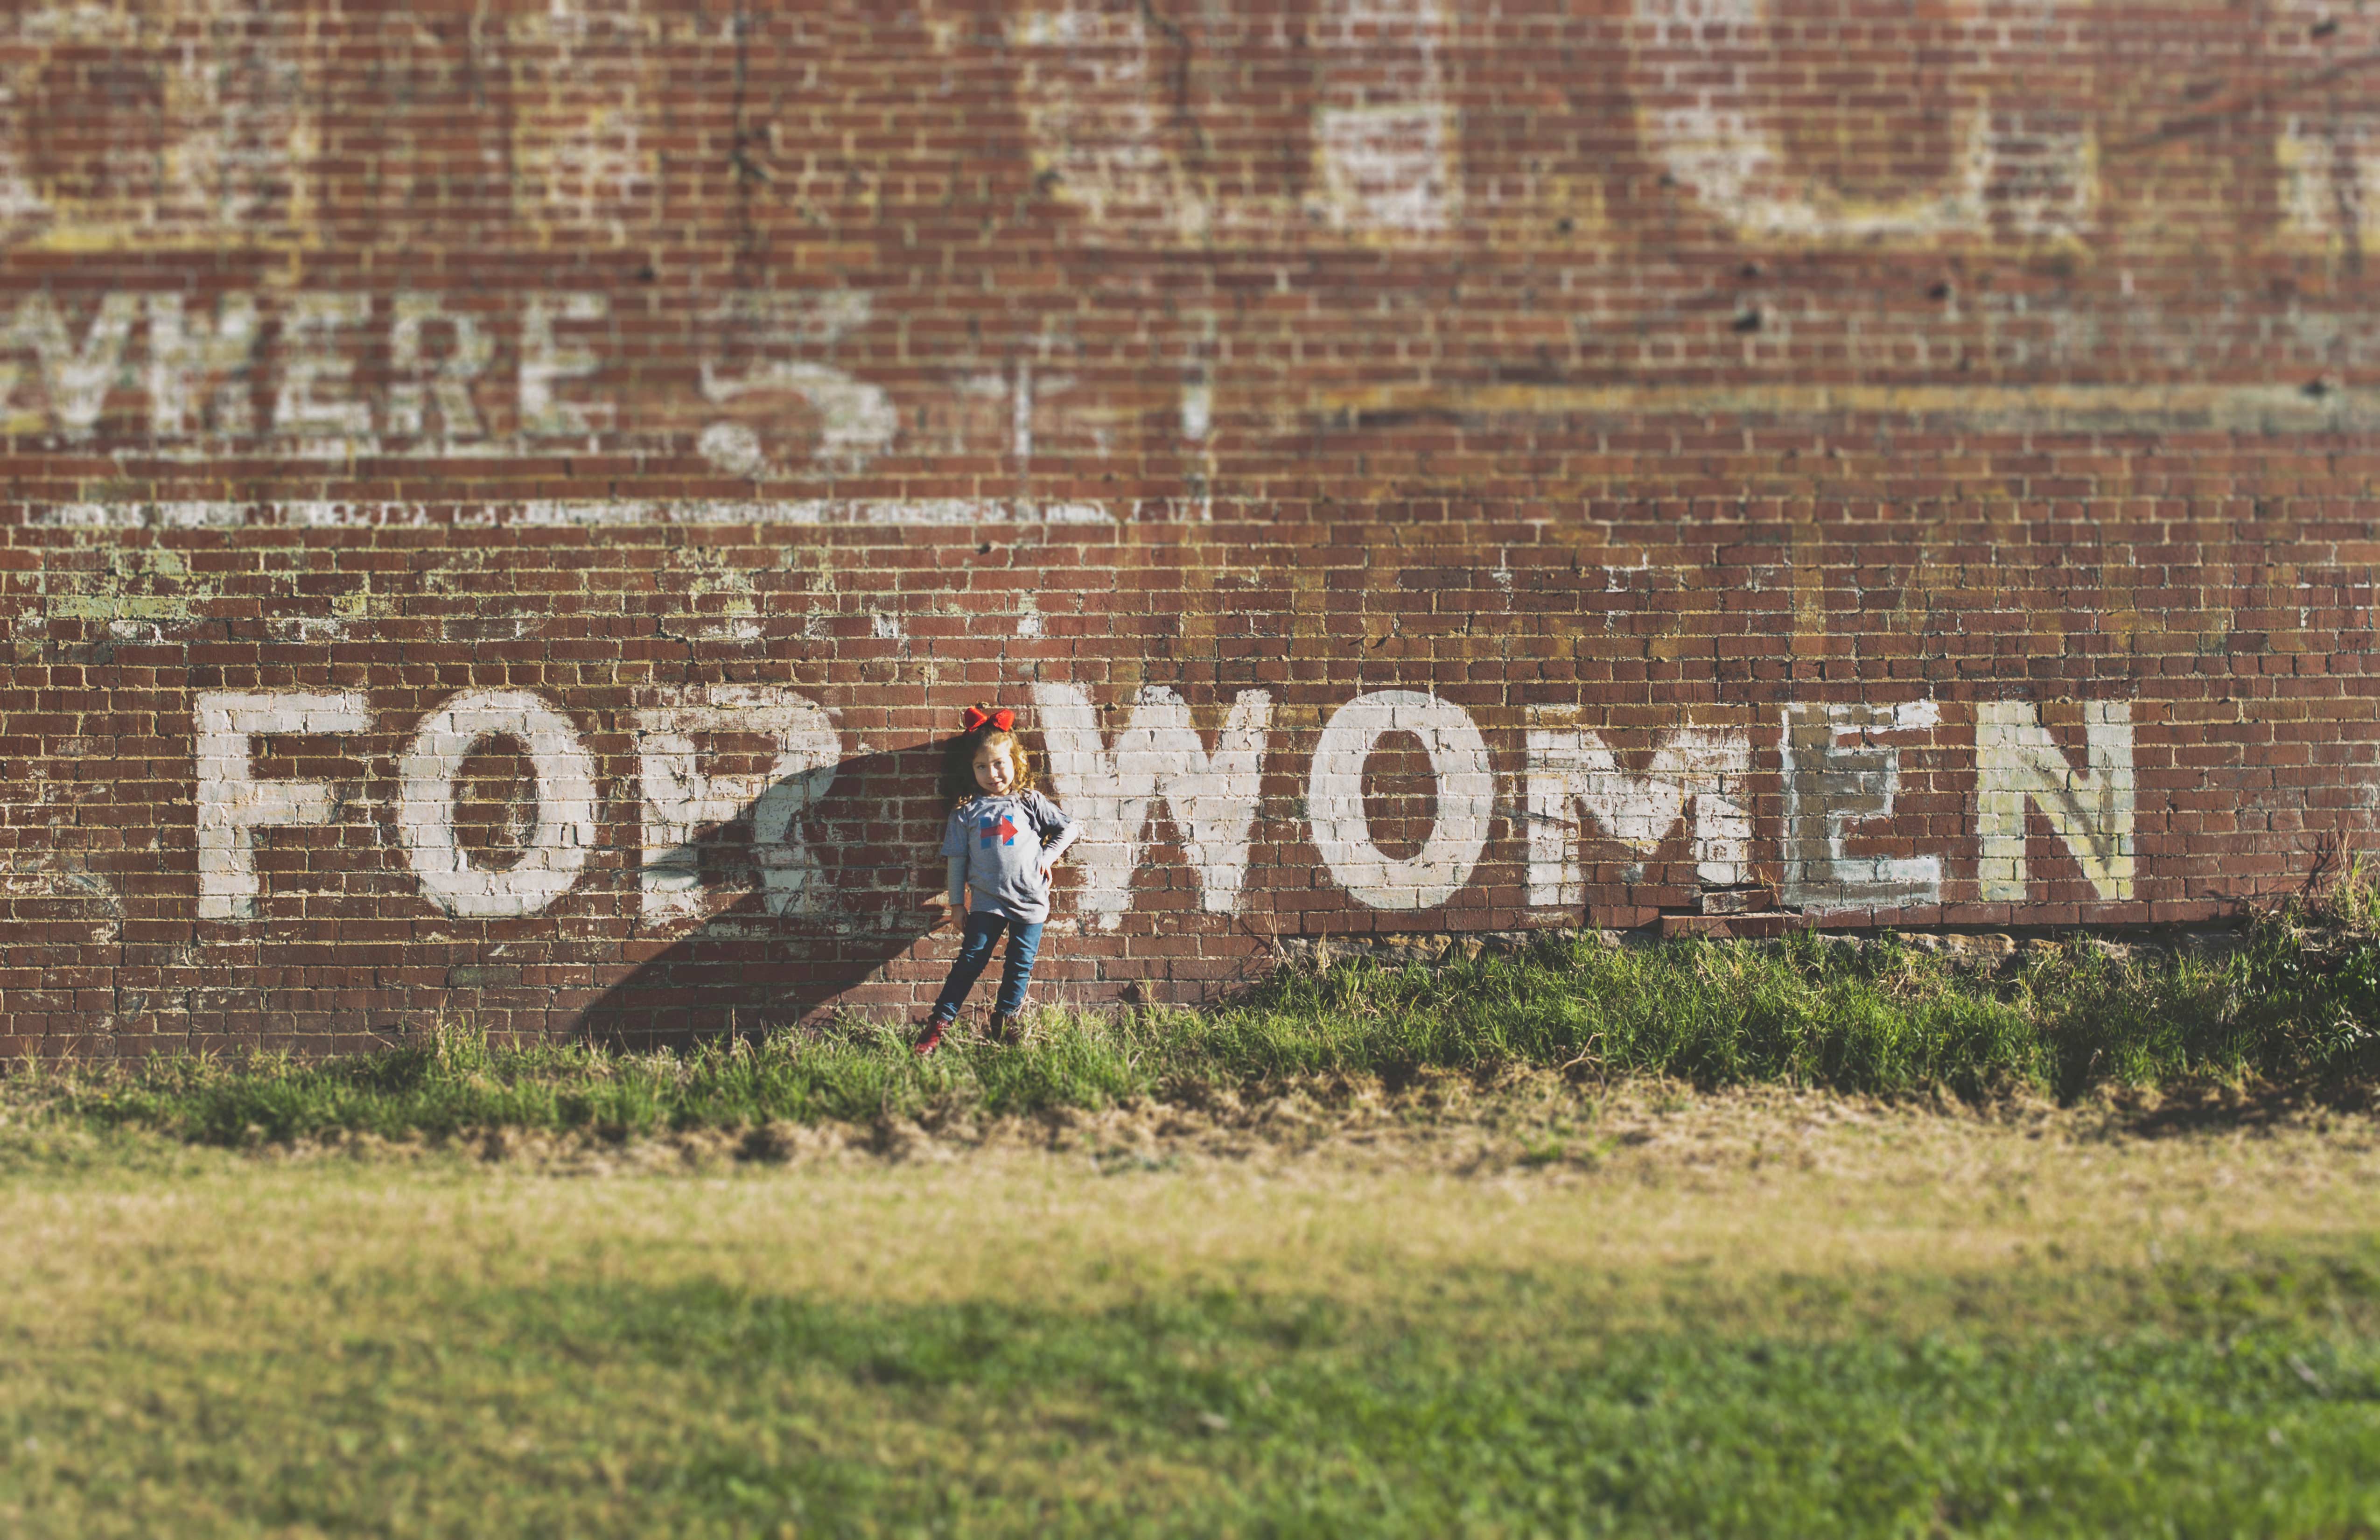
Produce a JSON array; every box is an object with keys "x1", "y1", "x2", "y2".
[{"x1": 1036, "y1": 859, "x2": 1056, "y2": 884}]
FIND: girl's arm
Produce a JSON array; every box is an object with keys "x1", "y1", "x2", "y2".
[
  {"x1": 1038, "y1": 816, "x2": 1082, "y2": 880},
  {"x1": 946, "y1": 854, "x2": 967, "y2": 910}
]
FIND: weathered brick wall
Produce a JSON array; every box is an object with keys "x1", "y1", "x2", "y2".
[{"x1": 5, "y1": 0, "x2": 2379, "y2": 1053}]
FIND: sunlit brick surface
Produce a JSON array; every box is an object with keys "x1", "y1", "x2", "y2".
[{"x1": 4, "y1": 0, "x2": 2377, "y2": 1051}]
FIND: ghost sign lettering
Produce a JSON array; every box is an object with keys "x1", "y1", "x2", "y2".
[{"x1": 192, "y1": 685, "x2": 2134, "y2": 928}]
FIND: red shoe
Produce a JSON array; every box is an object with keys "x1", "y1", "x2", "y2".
[{"x1": 912, "y1": 1015, "x2": 952, "y2": 1055}]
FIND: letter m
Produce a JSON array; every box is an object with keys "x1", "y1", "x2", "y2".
[
  {"x1": 1032, "y1": 684, "x2": 1273, "y2": 929},
  {"x1": 1525, "y1": 708, "x2": 1750, "y2": 907},
  {"x1": 1975, "y1": 700, "x2": 2135, "y2": 903}
]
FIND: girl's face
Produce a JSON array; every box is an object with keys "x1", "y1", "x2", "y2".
[{"x1": 972, "y1": 741, "x2": 1017, "y2": 795}]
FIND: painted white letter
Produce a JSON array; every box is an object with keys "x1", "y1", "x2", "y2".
[
  {"x1": 1033, "y1": 683, "x2": 1273, "y2": 929},
  {"x1": 699, "y1": 291, "x2": 896, "y2": 473},
  {"x1": 1975, "y1": 700, "x2": 2135, "y2": 903},
  {"x1": 635, "y1": 686, "x2": 840, "y2": 924},
  {"x1": 194, "y1": 691, "x2": 371, "y2": 921},
  {"x1": 398, "y1": 690, "x2": 599, "y2": 919},
  {"x1": 387, "y1": 292, "x2": 492, "y2": 441},
  {"x1": 1308, "y1": 690, "x2": 1491, "y2": 910},
  {"x1": 1779, "y1": 701, "x2": 1943, "y2": 913},
  {"x1": 273, "y1": 292, "x2": 374, "y2": 441},
  {"x1": 520, "y1": 293, "x2": 613, "y2": 437},
  {"x1": 147, "y1": 294, "x2": 259, "y2": 437},
  {"x1": 1525, "y1": 708, "x2": 1749, "y2": 907},
  {"x1": 9, "y1": 293, "x2": 138, "y2": 441}
]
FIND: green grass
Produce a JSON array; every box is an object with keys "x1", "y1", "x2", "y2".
[
  {"x1": 14, "y1": 907, "x2": 2380, "y2": 1147},
  {"x1": 11, "y1": 1249, "x2": 2380, "y2": 1537}
]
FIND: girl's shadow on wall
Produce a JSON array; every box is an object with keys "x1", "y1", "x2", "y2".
[{"x1": 579, "y1": 745, "x2": 944, "y2": 1050}]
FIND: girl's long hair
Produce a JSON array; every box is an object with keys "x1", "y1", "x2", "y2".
[{"x1": 940, "y1": 720, "x2": 1038, "y2": 805}]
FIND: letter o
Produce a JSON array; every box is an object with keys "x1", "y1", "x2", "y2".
[
  {"x1": 1307, "y1": 690, "x2": 1493, "y2": 910},
  {"x1": 399, "y1": 690, "x2": 599, "y2": 919}
]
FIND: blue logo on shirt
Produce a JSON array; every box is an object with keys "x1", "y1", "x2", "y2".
[{"x1": 979, "y1": 811, "x2": 1019, "y2": 848}]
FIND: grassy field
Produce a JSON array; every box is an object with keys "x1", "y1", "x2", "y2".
[
  {"x1": 5, "y1": 1094, "x2": 2380, "y2": 1537},
  {"x1": 10, "y1": 912, "x2": 2380, "y2": 1535}
]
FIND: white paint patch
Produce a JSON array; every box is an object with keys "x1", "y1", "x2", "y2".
[
  {"x1": 1779, "y1": 702, "x2": 1943, "y2": 914},
  {"x1": 1308, "y1": 0, "x2": 1459, "y2": 236},
  {"x1": 1034, "y1": 684, "x2": 1274, "y2": 929},
  {"x1": 194, "y1": 691, "x2": 371, "y2": 921},
  {"x1": 2, "y1": 294, "x2": 137, "y2": 441},
  {"x1": 271, "y1": 292, "x2": 373, "y2": 448},
  {"x1": 1314, "y1": 104, "x2": 1456, "y2": 235},
  {"x1": 636, "y1": 686, "x2": 840, "y2": 925},
  {"x1": 510, "y1": 0, "x2": 659, "y2": 241},
  {"x1": 1975, "y1": 700, "x2": 2135, "y2": 903},
  {"x1": 396, "y1": 690, "x2": 600, "y2": 919},
  {"x1": 1013, "y1": 358, "x2": 1034, "y2": 463},
  {"x1": 700, "y1": 291, "x2": 896, "y2": 474},
  {"x1": 520, "y1": 293, "x2": 613, "y2": 440},
  {"x1": 1307, "y1": 689, "x2": 1491, "y2": 910},
  {"x1": 1179, "y1": 378, "x2": 1211, "y2": 444},
  {"x1": 1524, "y1": 710, "x2": 1750, "y2": 906},
  {"x1": 1631, "y1": 0, "x2": 2093, "y2": 243},
  {"x1": 146, "y1": 294, "x2": 259, "y2": 438},
  {"x1": 696, "y1": 421, "x2": 766, "y2": 477},
  {"x1": 0, "y1": 2, "x2": 312, "y2": 250},
  {"x1": 387, "y1": 292, "x2": 493, "y2": 444},
  {"x1": 2277, "y1": 114, "x2": 2380, "y2": 246},
  {"x1": 999, "y1": 0, "x2": 1460, "y2": 245},
  {"x1": 1005, "y1": 3, "x2": 1210, "y2": 241}
]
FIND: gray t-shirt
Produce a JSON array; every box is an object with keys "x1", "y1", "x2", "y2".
[{"x1": 940, "y1": 790, "x2": 1074, "y2": 923}]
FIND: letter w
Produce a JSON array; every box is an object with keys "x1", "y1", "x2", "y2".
[
  {"x1": 1525, "y1": 708, "x2": 1750, "y2": 907},
  {"x1": 1032, "y1": 684, "x2": 1273, "y2": 929},
  {"x1": 6, "y1": 294, "x2": 137, "y2": 441}
]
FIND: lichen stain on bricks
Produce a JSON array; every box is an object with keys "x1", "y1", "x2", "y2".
[{"x1": 34, "y1": 545, "x2": 215, "y2": 640}]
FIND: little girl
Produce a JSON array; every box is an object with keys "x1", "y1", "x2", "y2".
[{"x1": 914, "y1": 706, "x2": 1080, "y2": 1053}]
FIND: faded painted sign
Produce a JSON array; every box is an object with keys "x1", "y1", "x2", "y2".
[{"x1": 188, "y1": 684, "x2": 2145, "y2": 929}]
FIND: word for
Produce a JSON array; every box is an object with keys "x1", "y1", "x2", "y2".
[{"x1": 195, "y1": 685, "x2": 2137, "y2": 925}]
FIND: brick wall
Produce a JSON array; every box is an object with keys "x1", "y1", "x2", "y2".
[{"x1": 4, "y1": 0, "x2": 2378, "y2": 1053}]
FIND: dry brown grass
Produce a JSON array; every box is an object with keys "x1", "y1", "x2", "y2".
[{"x1": 10, "y1": 1078, "x2": 2380, "y2": 1331}]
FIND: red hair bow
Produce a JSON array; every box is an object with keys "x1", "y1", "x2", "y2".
[{"x1": 962, "y1": 706, "x2": 1015, "y2": 733}]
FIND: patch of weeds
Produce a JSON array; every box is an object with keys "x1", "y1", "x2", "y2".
[{"x1": 21, "y1": 897, "x2": 2380, "y2": 1147}]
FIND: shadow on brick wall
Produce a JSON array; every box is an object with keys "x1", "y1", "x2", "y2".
[{"x1": 578, "y1": 745, "x2": 948, "y2": 1050}]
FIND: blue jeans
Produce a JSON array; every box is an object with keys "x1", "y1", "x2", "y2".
[{"x1": 930, "y1": 911, "x2": 1044, "y2": 1023}]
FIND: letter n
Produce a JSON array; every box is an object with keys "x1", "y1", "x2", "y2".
[{"x1": 1975, "y1": 700, "x2": 2135, "y2": 903}]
